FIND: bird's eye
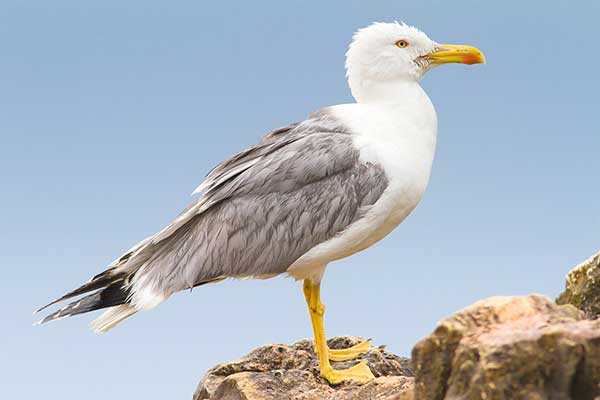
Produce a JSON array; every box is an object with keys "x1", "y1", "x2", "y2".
[{"x1": 395, "y1": 40, "x2": 409, "y2": 48}]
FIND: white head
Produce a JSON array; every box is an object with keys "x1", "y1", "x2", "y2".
[{"x1": 346, "y1": 22, "x2": 485, "y2": 103}]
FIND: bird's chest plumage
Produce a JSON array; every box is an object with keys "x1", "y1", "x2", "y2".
[
  {"x1": 342, "y1": 98, "x2": 437, "y2": 225},
  {"x1": 287, "y1": 99, "x2": 437, "y2": 281},
  {"x1": 332, "y1": 101, "x2": 438, "y2": 248}
]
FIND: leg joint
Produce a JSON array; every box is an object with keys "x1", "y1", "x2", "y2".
[{"x1": 310, "y1": 302, "x2": 325, "y2": 317}]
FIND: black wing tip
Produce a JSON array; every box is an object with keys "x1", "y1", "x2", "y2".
[
  {"x1": 33, "y1": 309, "x2": 71, "y2": 326},
  {"x1": 33, "y1": 282, "x2": 130, "y2": 327},
  {"x1": 33, "y1": 271, "x2": 125, "y2": 315},
  {"x1": 33, "y1": 290, "x2": 82, "y2": 314},
  {"x1": 33, "y1": 300, "x2": 60, "y2": 315},
  {"x1": 33, "y1": 300, "x2": 87, "y2": 326}
]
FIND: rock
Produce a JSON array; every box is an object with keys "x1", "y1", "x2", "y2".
[
  {"x1": 412, "y1": 294, "x2": 600, "y2": 400},
  {"x1": 194, "y1": 336, "x2": 414, "y2": 400},
  {"x1": 556, "y1": 251, "x2": 600, "y2": 319}
]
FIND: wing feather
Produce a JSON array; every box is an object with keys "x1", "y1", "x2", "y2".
[{"x1": 111, "y1": 110, "x2": 389, "y2": 306}]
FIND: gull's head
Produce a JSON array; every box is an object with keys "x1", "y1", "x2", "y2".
[{"x1": 346, "y1": 22, "x2": 485, "y2": 102}]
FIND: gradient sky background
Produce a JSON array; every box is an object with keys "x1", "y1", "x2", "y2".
[{"x1": 2, "y1": 1, "x2": 599, "y2": 398}]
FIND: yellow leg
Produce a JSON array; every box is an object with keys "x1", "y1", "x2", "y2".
[
  {"x1": 328, "y1": 339, "x2": 374, "y2": 362},
  {"x1": 303, "y1": 279, "x2": 375, "y2": 384}
]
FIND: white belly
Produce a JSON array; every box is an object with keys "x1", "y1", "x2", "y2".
[{"x1": 287, "y1": 100, "x2": 438, "y2": 281}]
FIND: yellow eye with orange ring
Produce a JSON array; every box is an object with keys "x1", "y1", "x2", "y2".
[{"x1": 395, "y1": 40, "x2": 409, "y2": 48}]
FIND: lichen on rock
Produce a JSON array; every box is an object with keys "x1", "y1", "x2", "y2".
[{"x1": 556, "y1": 251, "x2": 600, "y2": 319}]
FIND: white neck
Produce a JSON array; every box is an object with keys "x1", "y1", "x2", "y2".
[{"x1": 349, "y1": 78, "x2": 426, "y2": 105}]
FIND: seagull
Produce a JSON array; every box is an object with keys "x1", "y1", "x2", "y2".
[{"x1": 35, "y1": 22, "x2": 484, "y2": 384}]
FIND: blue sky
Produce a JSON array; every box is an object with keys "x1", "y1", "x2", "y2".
[{"x1": 2, "y1": 1, "x2": 599, "y2": 398}]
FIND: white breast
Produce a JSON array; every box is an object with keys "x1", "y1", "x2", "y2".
[{"x1": 287, "y1": 85, "x2": 438, "y2": 282}]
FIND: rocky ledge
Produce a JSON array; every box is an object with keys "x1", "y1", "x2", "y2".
[
  {"x1": 194, "y1": 336, "x2": 414, "y2": 400},
  {"x1": 195, "y1": 251, "x2": 600, "y2": 400},
  {"x1": 413, "y1": 294, "x2": 600, "y2": 400}
]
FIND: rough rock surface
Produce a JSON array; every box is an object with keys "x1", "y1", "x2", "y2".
[
  {"x1": 194, "y1": 336, "x2": 414, "y2": 400},
  {"x1": 412, "y1": 294, "x2": 600, "y2": 400},
  {"x1": 557, "y1": 251, "x2": 600, "y2": 319}
]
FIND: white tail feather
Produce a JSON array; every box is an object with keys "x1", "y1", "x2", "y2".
[{"x1": 90, "y1": 305, "x2": 137, "y2": 334}]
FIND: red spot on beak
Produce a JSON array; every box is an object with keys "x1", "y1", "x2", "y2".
[{"x1": 461, "y1": 54, "x2": 480, "y2": 65}]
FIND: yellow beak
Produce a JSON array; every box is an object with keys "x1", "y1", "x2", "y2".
[{"x1": 426, "y1": 44, "x2": 486, "y2": 65}]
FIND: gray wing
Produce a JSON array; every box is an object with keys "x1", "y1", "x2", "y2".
[{"x1": 123, "y1": 109, "x2": 389, "y2": 298}]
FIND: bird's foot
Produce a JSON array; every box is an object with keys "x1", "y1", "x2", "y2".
[
  {"x1": 320, "y1": 361, "x2": 375, "y2": 384},
  {"x1": 328, "y1": 339, "x2": 374, "y2": 362}
]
